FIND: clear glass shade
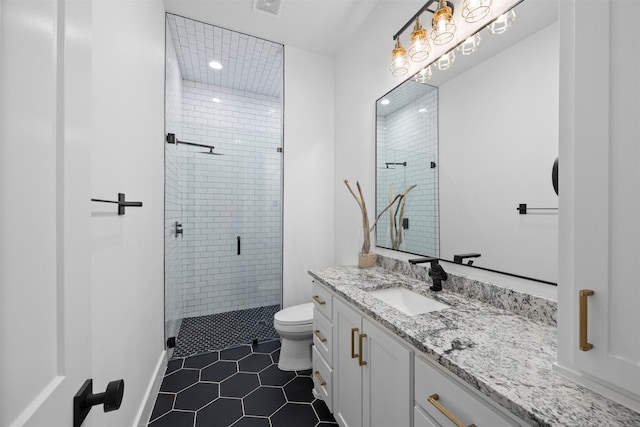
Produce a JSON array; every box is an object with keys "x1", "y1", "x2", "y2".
[
  {"x1": 456, "y1": 33, "x2": 481, "y2": 55},
  {"x1": 436, "y1": 51, "x2": 455, "y2": 70},
  {"x1": 413, "y1": 66, "x2": 432, "y2": 83},
  {"x1": 431, "y1": 3, "x2": 456, "y2": 45},
  {"x1": 462, "y1": 0, "x2": 492, "y2": 23},
  {"x1": 390, "y1": 40, "x2": 410, "y2": 77},
  {"x1": 408, "y1": 20, "x2": 431, "y2": 62},
  {"x1": 488, "y1": 9, "x2": 516, "y2": 34}
]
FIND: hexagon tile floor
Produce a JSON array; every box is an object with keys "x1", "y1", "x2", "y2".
[{"x1": 148, "y1": 339, "x2": 338, "y2": 427}]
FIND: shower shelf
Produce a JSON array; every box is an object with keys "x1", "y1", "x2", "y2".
[{"x1": 91, "y1": 193, "x2": 143, "y2": 215}]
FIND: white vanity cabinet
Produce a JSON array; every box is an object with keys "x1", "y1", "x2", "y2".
[
  {"x1": 312, "y1": 280, "x2": 334, "y2": 410},
  {"x1": 414, "y1": 356, "x2": 523, "y2": 427},
  {"x1": 332, "y1": 297, "x2": 411, "y2": 427}
]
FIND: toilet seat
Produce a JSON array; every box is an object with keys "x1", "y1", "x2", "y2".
[{"x1": 274, "y1": 302, "x2": 313, "y2": 327}]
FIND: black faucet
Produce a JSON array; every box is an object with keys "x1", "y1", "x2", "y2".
[
  {"x1": 408, "y1": 257, "x2": 448, "y2": 292},
  {"x1": 453, "y1": 253, "x2": 481, "y2": 266}
]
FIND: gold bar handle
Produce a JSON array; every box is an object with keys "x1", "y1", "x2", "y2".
[
  {"x1": 358, "y1": 333, "x2": 367, "y2": 366},
  {"x1": 313, "y1": 370, "x2": 327, "y2": 386},
  {"x1": 314, "y1": 329, "x2": 327, "y2": 343},
  {"x1": 312, "y1": 295, "x2": 326, "y2": 305},
  {"x1": 351, "y1": 328, "x2": 359, "y2": 358},
  {"x1": 428, "y1": 394, "x2": 476, "y2": 427},
  {"x1": 579, "y1": 289, "x2": 594, "y2": 351}
]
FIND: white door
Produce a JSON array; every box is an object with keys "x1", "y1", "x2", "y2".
[{"x1": 1, "y1": 0, "x2": 94, "y2": 426}]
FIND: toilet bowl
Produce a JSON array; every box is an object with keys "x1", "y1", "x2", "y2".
[{"x1": 273, "y1": 302, "x2": 314, "y2": 371}]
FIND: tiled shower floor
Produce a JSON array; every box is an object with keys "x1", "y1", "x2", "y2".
[
  {"x1": 148, "y1": 339, "x2": 338, "y2": 427},
  {"x1": 172, "y1": 305, "x2": 281, "y2": 358}
]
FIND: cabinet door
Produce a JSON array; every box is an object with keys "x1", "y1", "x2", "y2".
[
  {"x1": 557, "y1": 0, "x2": 640, "y2": 399},
  {"x1": 362, "y1": 318, "x2": 412, "y2": 427},
  {"x1": 333, "y1": 299, "x2": 364, "y2": 427}
]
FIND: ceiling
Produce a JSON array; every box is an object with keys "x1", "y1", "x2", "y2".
[
  {"x1": 167, "y1": 13, "x2": 284, "y2": 97},
  {"x1": 163, "y1": 0, "x2": 381, "y2": 57}
]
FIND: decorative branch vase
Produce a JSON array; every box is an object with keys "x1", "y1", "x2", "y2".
[{"x1": 358, "y1": 252, "x2": 377, "y2": 269}]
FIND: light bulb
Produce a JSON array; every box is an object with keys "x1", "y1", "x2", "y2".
[
  {"x1": 431, "y1": 0, "x2": 456, "y2": 45},
  {"x1": 390, "y1": 39, "x2": 409, "y2": 77},
  {"x1": 408, "y1": 17, "x2": 431, "y2": 62}
]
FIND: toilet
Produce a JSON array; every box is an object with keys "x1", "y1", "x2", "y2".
[{"x1": 273, "y1": 302, "x2": 314, "y2": 371}]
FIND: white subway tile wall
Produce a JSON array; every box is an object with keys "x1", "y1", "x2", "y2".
[
  {"x1": 376, "y1": 89, "x2": 439, "y2": 256},
  {"x1": 179, "y1": 79, "x2": 282, "y2": 317},
  {"x1": 165, "y1": 23, "x2": 184, "y2": 340}
]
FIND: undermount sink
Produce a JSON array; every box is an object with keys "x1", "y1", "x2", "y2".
[{"x1": 367, "y1": 287, "x2": 449, "y2": 316}]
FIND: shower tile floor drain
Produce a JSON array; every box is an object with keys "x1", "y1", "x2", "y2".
[
  {"x1": 172, "y1": 305, "x2": 281, "y2": 358},
  {"x1": 148, "y1": 339, "x2": 338, "y2": 427}
]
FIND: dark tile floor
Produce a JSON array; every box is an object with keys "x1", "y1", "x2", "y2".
[
  {"x1": 172, "y1": 305, "x2": 281, "y2": 358},
  {"x1": 148, "y1": 339, "x2": 338, "y2": 427}
]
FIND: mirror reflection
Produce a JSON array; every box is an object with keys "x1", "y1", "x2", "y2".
[{"x1": 376, "y1": 0, "x2": 559, "y2": 283}]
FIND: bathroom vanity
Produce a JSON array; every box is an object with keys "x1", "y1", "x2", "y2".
[{"x1": 310, "y1": 262, "x2": 640, "y2": 426}]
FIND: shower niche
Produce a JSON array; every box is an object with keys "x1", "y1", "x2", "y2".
[{"x1": 164, "y1": 14, "x2": 283, "y2": 357}]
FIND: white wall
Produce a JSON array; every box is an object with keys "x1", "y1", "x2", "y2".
[
  {"x1": 334, "y1": 0, "x2": 423, "y2": 266},
  {"x1": 90, "y1": 1, "x2": 166, "y2": 426},
  {"x1": 439, "y1": 22, "x2": 559, "y2": 283},
  {"x1": 283, "y1": 46, "x2": 335, "y2": 307}
]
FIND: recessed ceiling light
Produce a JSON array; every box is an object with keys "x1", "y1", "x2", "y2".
[
  {"x1": 380, "y1": 99, "x2": 390, "y2": 105},
  {"x1": 419, "y1": 108, "x2": 427, "y2": 113},
  {"x1": 208, "y1": 60, "x2": 223, "y2": 70},
  {"x1": 212, "y1": 98, "x2": 221, "y2": 103}
]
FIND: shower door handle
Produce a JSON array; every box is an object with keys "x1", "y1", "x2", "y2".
[{"x1": 237, "y1": 236, "x2": 241, "y2": 255}]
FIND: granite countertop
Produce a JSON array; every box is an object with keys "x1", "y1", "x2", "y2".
[{"x1": 309, "y1": 265, "x2": 640, "y2": 427}]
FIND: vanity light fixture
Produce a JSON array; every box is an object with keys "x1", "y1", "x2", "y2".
[
  {"x1": 456, "y1": 32, "x2": 481, "y2": 55},
  {"x1": 413, "y1": 65, "x2": 433, "y2": 83},
  {"x1": 208, "y1": 60, "x2": 223, "y2": 70},
  {"x1": 462, "y1": 0, "x2": 492, "y2": 23},
  {"x1": 408, "y1": 17, "x2": 431, "y2": 62},
  {"x1": 431, "y1": 0, "x2": 456, "y2": 45},
  {"x1": 390, "y1": 39, "x2": 410, "y2": 77},
  {"x1": 436, "y1": 50, "x2": 455, "y2": 70},
  {"x1": 488, "y1": 8, "x2": 516, "y2": 34}
]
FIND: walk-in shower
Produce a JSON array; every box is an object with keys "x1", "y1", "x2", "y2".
[{"x1": 164, "y1": 14, "x2": 283, "y2": 357}]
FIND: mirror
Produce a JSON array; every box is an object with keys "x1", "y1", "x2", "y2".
[{"x1": 376, "y1": 0, "x2": 559, "y2": 283}]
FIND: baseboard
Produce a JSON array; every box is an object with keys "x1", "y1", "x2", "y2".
[
  {"x1": 133, "y1": 350, "x2": 168, "y2": 427},
  {"x1": 553, "y1": 362, "x2": 640, "y2": 413}
]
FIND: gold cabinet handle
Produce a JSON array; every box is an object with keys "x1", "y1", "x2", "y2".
[
  {"x1": 579, "y1": 289, "x2": 595, "y2": 351},
  {"x1": 351, "y1": 327, "x2": 359, "y2": 358},
  {"x1": 312, "y1": 295, "x2": 326, "y2": 305},
  {"x1": 313, "y1": 370, "x2": 326, "y2": 386},
  {"x1": 314, "y1": 329, "x2": 327, "y2": 343},
  {"x1": 428, "y1": 394, "x2": 476, "y2": 427},
  {"x1": 358, "y1": 333, "x2": 368, "y2": 366}
]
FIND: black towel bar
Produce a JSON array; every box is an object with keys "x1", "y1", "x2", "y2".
[{"x1": 91, "y1": 193, "x2": 143, "y2": 215}]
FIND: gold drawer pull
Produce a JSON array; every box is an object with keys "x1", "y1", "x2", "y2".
[
  {"x1": 358, "y1": 333, "x2": 367, "y2": 366},
  {"x1": 314, "y1": 329, "x2": 327, "y2": 343},
  {"x1": 312, "y1": 295, "x2": 326, "y2": 305},
  {"x1": 428, "y1": 394, "x2": 476, "y2": 427},
  {"x1": 351, "y1": 327, "x2": 359, "y2": 358},
  {"x1": 313, "y1": 370, "x2": 327, "y2": 386},
  {"x1": 579, "y1": 289, "x2": 594, "y2": 351}
]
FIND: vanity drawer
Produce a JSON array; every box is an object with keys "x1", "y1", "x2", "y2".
[
  {"x1": 312, "y1": 346, "x2": 333, "y2": 411},
  {"x1": 311, "y1": 280, "x2": 333, "y2": 320},
  {"x1": 313, "y1": 308, "x2": 332, "y2": 365},
  {"x1": 415, "y1": 356, "x2": 521, "y2": 427}
]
